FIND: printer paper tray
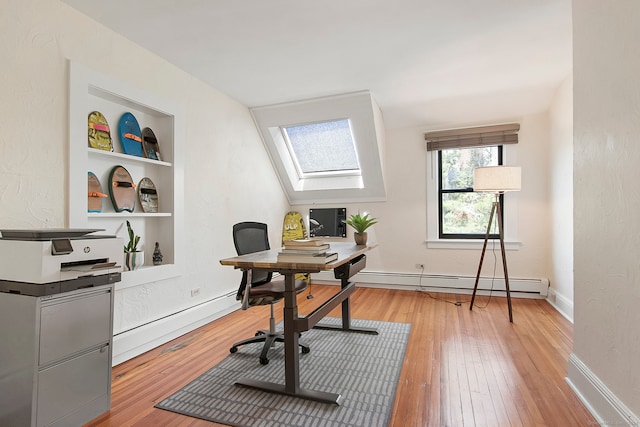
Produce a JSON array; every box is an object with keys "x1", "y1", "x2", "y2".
[{"x1": 61, "y1": 262, "x2": 119, "y2": 273}]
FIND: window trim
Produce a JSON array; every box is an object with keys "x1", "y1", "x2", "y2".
[{"x1": 426, "y1": 145, "x2": 521, "y2": 250}]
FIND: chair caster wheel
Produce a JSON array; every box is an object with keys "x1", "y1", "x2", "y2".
[
  {"x1": 255, "y1": 331, "x2": 265, "y2": 336},
  {"x1": 302, "y1": 347, "x2": 310, "y2": 354},
  {"x1": 230, "y1": 347, "x2": 238, "y2": 354},
  {"x1": 260, "y1": 357, "x2": 269, "y2": 365}
]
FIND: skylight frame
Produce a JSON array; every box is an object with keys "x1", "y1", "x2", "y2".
[{"x1": 250, "y1": 91, "x2": 387, "y2": 205}]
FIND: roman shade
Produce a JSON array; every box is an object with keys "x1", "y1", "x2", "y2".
[{"x1": 424, "y1": 123, "x2": 520, "y2": 151}]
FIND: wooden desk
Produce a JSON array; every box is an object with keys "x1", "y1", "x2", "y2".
[{"x1": 219, "y1": 242, "x2": 375, "y2": 405}]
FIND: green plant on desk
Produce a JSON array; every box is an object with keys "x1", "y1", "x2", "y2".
[
  {"x1": 345, "y1": 213, "x2": 377, "y2": 245},
  {"x1": 345, "y1": 213, "x2": 377, "y2": 233}
]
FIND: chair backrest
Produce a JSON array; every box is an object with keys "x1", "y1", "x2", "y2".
[{"x1": 233, "y1": 222, "x2": 273, "y2": 298}]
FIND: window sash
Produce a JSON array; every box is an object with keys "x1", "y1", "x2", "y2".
[
  {"x1": 281, "y1": 119, "x2": 361, "y2": 178},
  {"x1": 438, "y1": 146, "x2": 503, "y2": 239}
]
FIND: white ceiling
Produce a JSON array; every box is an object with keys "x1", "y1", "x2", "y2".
[{"x1": 61, "y1": 0, "x2": 572, "y2": 130}]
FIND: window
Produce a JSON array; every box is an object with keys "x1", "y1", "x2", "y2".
[
  {"x1": 282, "y1": 119, "x2": 360, "y2": 177},
  {"x1": 251, "y1": 91, "x2": 386, "y2": 205},
  {"x1": 438, "y1": 146, "x2": 502, "y2": 238},
  {"x1": 424, "y1": 123, "x2": 520, "y2": 248}
]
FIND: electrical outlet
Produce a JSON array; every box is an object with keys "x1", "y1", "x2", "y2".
[
  {"x1": 190, "y1": 288, "x2": 201, "y2": 297},
  {"x1": 415, "y1": 263, "x2": 424, "y2": 269}
]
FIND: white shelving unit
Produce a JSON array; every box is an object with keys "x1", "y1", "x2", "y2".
[{"x1": 68, "y1": 61, "x2": 184, "y2": 288}]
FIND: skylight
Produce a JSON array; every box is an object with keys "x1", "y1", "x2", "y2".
[
  {"x1": 282, "y1": 119, "x2": 360, "y2": 176},
  {"x1": 250, "y1": 91, "x2": 387, "y2": 205}
]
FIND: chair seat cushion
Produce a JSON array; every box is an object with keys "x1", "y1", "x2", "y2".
[{"x1": 248, "y1": 276, "x2": 308, "y2": 303}]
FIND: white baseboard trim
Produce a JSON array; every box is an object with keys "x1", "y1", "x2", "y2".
[
  {"x1": 112, "y1": 292, "x2": 239, "y2": 365},
  {"x1": 311, "y1": 270, "x2": 549, "y2": 298},
  {"x1": 566, "y1": 353, "x2": 640, "y2": 426},
  {"x1": 546, "y1": 287, "x2": 574, "y2": 323},
  {"x1": 110, "y1": 271, "x2": 549, "y2": 366}
]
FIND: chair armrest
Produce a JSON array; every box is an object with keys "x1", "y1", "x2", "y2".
[{"x1": 241, "y1": 269, "x2": 252, "y2": 310}]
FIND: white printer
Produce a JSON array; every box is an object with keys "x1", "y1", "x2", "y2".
[{"x1": 0, "y1": 228, "x2": 122, "y2": 296}]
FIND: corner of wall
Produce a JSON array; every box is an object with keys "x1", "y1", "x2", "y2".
[
  {"x1": 546, "y1": 287, "x2": 574, "y2": 323},
  {"x1": 566, "y1": 354, "x2": 640, "y2": 426}
]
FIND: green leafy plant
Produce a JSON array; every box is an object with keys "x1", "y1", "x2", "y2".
[
  {"x1": 124, "y1": 220, "x2": 141, "y2": 252},
  {"x1": 345, "y1": 213, "x2": 377, "y2": 233}
]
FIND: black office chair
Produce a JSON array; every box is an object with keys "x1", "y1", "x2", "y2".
[{"x1": 229, "y1": 221, "x2": 310, "y2": 365}]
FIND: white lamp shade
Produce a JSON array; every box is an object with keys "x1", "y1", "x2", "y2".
[{"x1": 473, "y1": 166, "x2": 521, "y2": 192}]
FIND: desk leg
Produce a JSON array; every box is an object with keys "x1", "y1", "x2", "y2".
[
  {"x1": 314, "y1": 279, "x2": 378, "y2": 335},
  {"x1": 235, "y1": 273, "x2": 343, "y2": 405},
  {"x1": 283, "y1": 273, "x2": 300, "y2": 394}
]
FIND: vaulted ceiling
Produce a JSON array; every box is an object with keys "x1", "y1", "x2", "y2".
[{"x1": 61, "y1": 0, "x2": 572, "y2": 130}]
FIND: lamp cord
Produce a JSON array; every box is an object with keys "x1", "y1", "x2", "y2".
[
  {"x1": 472, "y1": 216, "x2": 499, "y2": 309},
  {"x1": 417, "y1": 199, "x2": 501, "y2": 308},
  {"x1": 417, "y1": 266, "x2": 464, "y2": 306},
  {"x1": 305, "y1": 275, "x2": 314, "y2": 299}
]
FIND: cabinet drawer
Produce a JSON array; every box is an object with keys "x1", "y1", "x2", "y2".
[
  {"x1": 39, "y1": 289, "x2": 112, "y2": 365},
  {"x1": 37, "y1": 344, "x2": 110, "y2": 427}
]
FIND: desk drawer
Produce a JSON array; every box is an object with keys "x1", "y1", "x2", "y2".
[{"x1": 334, "y1": 254, "x2": 366, "y2": 280}]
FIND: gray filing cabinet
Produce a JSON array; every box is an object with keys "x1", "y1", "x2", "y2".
[{"x1": 0, "y1": 285, "x2": 114, "y2": 427}]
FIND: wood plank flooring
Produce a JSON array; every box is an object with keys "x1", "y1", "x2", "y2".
[{"x1": 85, "y1": 285, "x2": 595, "y2": 426}]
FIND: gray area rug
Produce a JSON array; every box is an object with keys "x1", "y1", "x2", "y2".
[{"x1": 156, "y1": 318, "x2": 411, "y2": 426}]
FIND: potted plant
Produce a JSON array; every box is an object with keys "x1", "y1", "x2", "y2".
[
  {"x1": 124, "y1": 220, "x2": 144, "y2": 270},
  {"x1": 345, "y1": 212, "x2": 377, "y2": 245}
]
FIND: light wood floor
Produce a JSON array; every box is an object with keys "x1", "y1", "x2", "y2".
[{"x1": 86, "y1": 285, "x2": 595, "y2": 426}]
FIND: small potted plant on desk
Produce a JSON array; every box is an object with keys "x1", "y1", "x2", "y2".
[
  {"x1": 124, "y1": 220, "x2": 144, "y2": 271},
  {"x1": 345, "y1": 212, "x2": 377, "y2": 246}
]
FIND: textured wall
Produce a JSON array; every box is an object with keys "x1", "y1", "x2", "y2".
[
  {"x1": 573, "y1": 0, "x2": 640, "y2": 416},
  {"x1": 1, "y1": 0, "x2": 289, "y2": 335},
  {"x1": 0, "y1": 1, "x2": 68, "y2": 228}
]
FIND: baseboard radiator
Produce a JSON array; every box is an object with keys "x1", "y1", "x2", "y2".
[
  {"x1": 111, "y1": 291, "x2": 239, "y2": 365},
  {"x1": 310, "y1": 270, "x2": 549, "y2": 298}
]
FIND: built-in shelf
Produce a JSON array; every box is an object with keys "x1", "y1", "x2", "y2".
[
  {"x1": 88, "y1": 147, "x2": 173, "y2": 167},
  {"x1": 88, "y1": 212, "x2": 172, "y2": 218},
  {"x1": 69, "y1": 61, "x2": 184, "y2": 283}
]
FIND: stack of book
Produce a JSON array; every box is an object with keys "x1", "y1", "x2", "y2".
[{"x1": 277, "y1": 239, "x2": 338, "y2": 264}]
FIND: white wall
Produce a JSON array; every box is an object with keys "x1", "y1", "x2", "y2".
[
  {"x1": 1, "y1": 0, "x2": 289, "y2": 361},
  {"x1": 548, "y1": 75, "x2": 574, "y2": 320},
  {"x1": 296, "y1": 113, "x2": 553, "y2": 286},
  {"x1": 570, "y1": 0, "x2": 640, "y2": 423}
]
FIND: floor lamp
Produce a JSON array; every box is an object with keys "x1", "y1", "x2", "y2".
[{"x1": 469, "y1": 166, "x2": 521, "y2": 322}]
